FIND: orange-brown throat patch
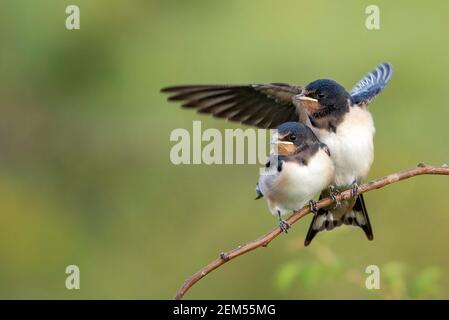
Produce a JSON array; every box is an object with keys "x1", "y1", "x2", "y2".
[
  {"x1": 299, "y1": 96, "x2": 320, "y2": 113},
  {"x1": 274, "y1": 141, "x2": 296, "y2": 156}
]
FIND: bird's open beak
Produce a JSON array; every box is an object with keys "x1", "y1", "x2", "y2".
[
  {"x1": 271, "y1": 133, "x2": 295, "y2": 156},
  {"x1": 298, "y1": 94, "x2": 320, "y2": 113}
]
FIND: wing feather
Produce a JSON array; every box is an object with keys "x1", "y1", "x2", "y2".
[
  {"x1": 350, "y1": 63, "x2": 393, "y2": 106},
  {"x1": 161, "y1": 84, "x2": 304, "y2": 129}
]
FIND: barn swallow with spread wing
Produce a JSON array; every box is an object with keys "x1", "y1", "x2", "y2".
[
  {"x1": 161, "y1": 63, "x2": 393, "y2": 245},
  {"x1": 256, "y1": 122, "x2": 334, "y2": 233}
]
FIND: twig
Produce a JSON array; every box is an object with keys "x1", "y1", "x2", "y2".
[{"x1": 174, "y1": 163, "x2": 449, "y2": 299}]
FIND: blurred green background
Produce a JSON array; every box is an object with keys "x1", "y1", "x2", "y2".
[{"x1": 0, "y1": 0, "x2": 448, "y2": 299}]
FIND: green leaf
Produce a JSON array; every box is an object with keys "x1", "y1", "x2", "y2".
[
  {"x1": 382, "y1": 262, "x2": 408, "y2": 299},
  {"x1": 410, "y1": 267, "x2": 442, "y2": 299},
  {"x1": 274, "y1": 261, "x2": 302, "y2": 291}
]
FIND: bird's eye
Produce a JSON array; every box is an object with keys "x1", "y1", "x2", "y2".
[
  {"x1": 289, "y1": 134, "x2": 297, "y2": 141},
  {"x1": 317, "y1": 93, "x2": 325, "y2": 99}
]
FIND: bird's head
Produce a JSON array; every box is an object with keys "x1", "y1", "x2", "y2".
[
  {"x1": 272, "y1": 122, "x2": 318, "y2": 156},
  {"x1": 298, "y1": 79, "x2": 350, "y2": 118}
]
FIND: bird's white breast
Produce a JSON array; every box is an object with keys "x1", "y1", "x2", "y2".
[
  {"x1": 312, "y1": 106, "x2": 375, "y2": 187},
  {"x1": 259, "y1": 150, "x2": 335, "y2": 216}
]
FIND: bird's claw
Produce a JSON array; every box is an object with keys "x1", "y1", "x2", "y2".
[
  {"x1": 278, "y1": 220, "x2": 290, "y2": 233},
  {"x1": 329, "y1": 185, "x2": 340, "y2": 208},
  {"x1": 351, "y1": 182, "x2": 359, "y2": 198},
  {"x1": 309, "y1": 200, "x2": 318, "y2": 215}
]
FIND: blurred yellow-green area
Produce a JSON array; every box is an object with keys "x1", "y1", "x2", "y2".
[{"x1": 0, "y1": 0, "x2": 448, "y2": 299}]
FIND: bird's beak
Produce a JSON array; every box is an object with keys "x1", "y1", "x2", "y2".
[
  {"x1": 271, "y1": 133, "x2": 295, "y2": 156},
  {"x1": 298, "y1": 93, "x2": 320, "y2": 113}
]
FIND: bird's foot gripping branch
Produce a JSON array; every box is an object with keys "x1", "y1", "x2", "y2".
[{"x1": 174, "y1": 163, "x2": 449, "y2": 300}]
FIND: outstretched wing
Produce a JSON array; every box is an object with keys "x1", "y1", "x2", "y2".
[
  {"x1": 350, "y1": 63, "x2": 393, "y2": 106},
  {"x1": 161, "y1": 83, "x2": 304, "y2": 129}
]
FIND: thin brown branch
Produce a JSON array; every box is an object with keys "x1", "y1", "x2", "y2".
[{"x1": 174, "y1": 163, "x2": 449, "y2": 300}]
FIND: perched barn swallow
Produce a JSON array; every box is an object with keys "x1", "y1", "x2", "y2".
[
  {"x1": 162, "y1": 63, "x2": 393, "y2": 245},
  {"x1": 257, "y1": 122, "x2": 334, "y2": 233},
  {"x1": 300, "y1": 64, "x2": 392, "y2": 245}
]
